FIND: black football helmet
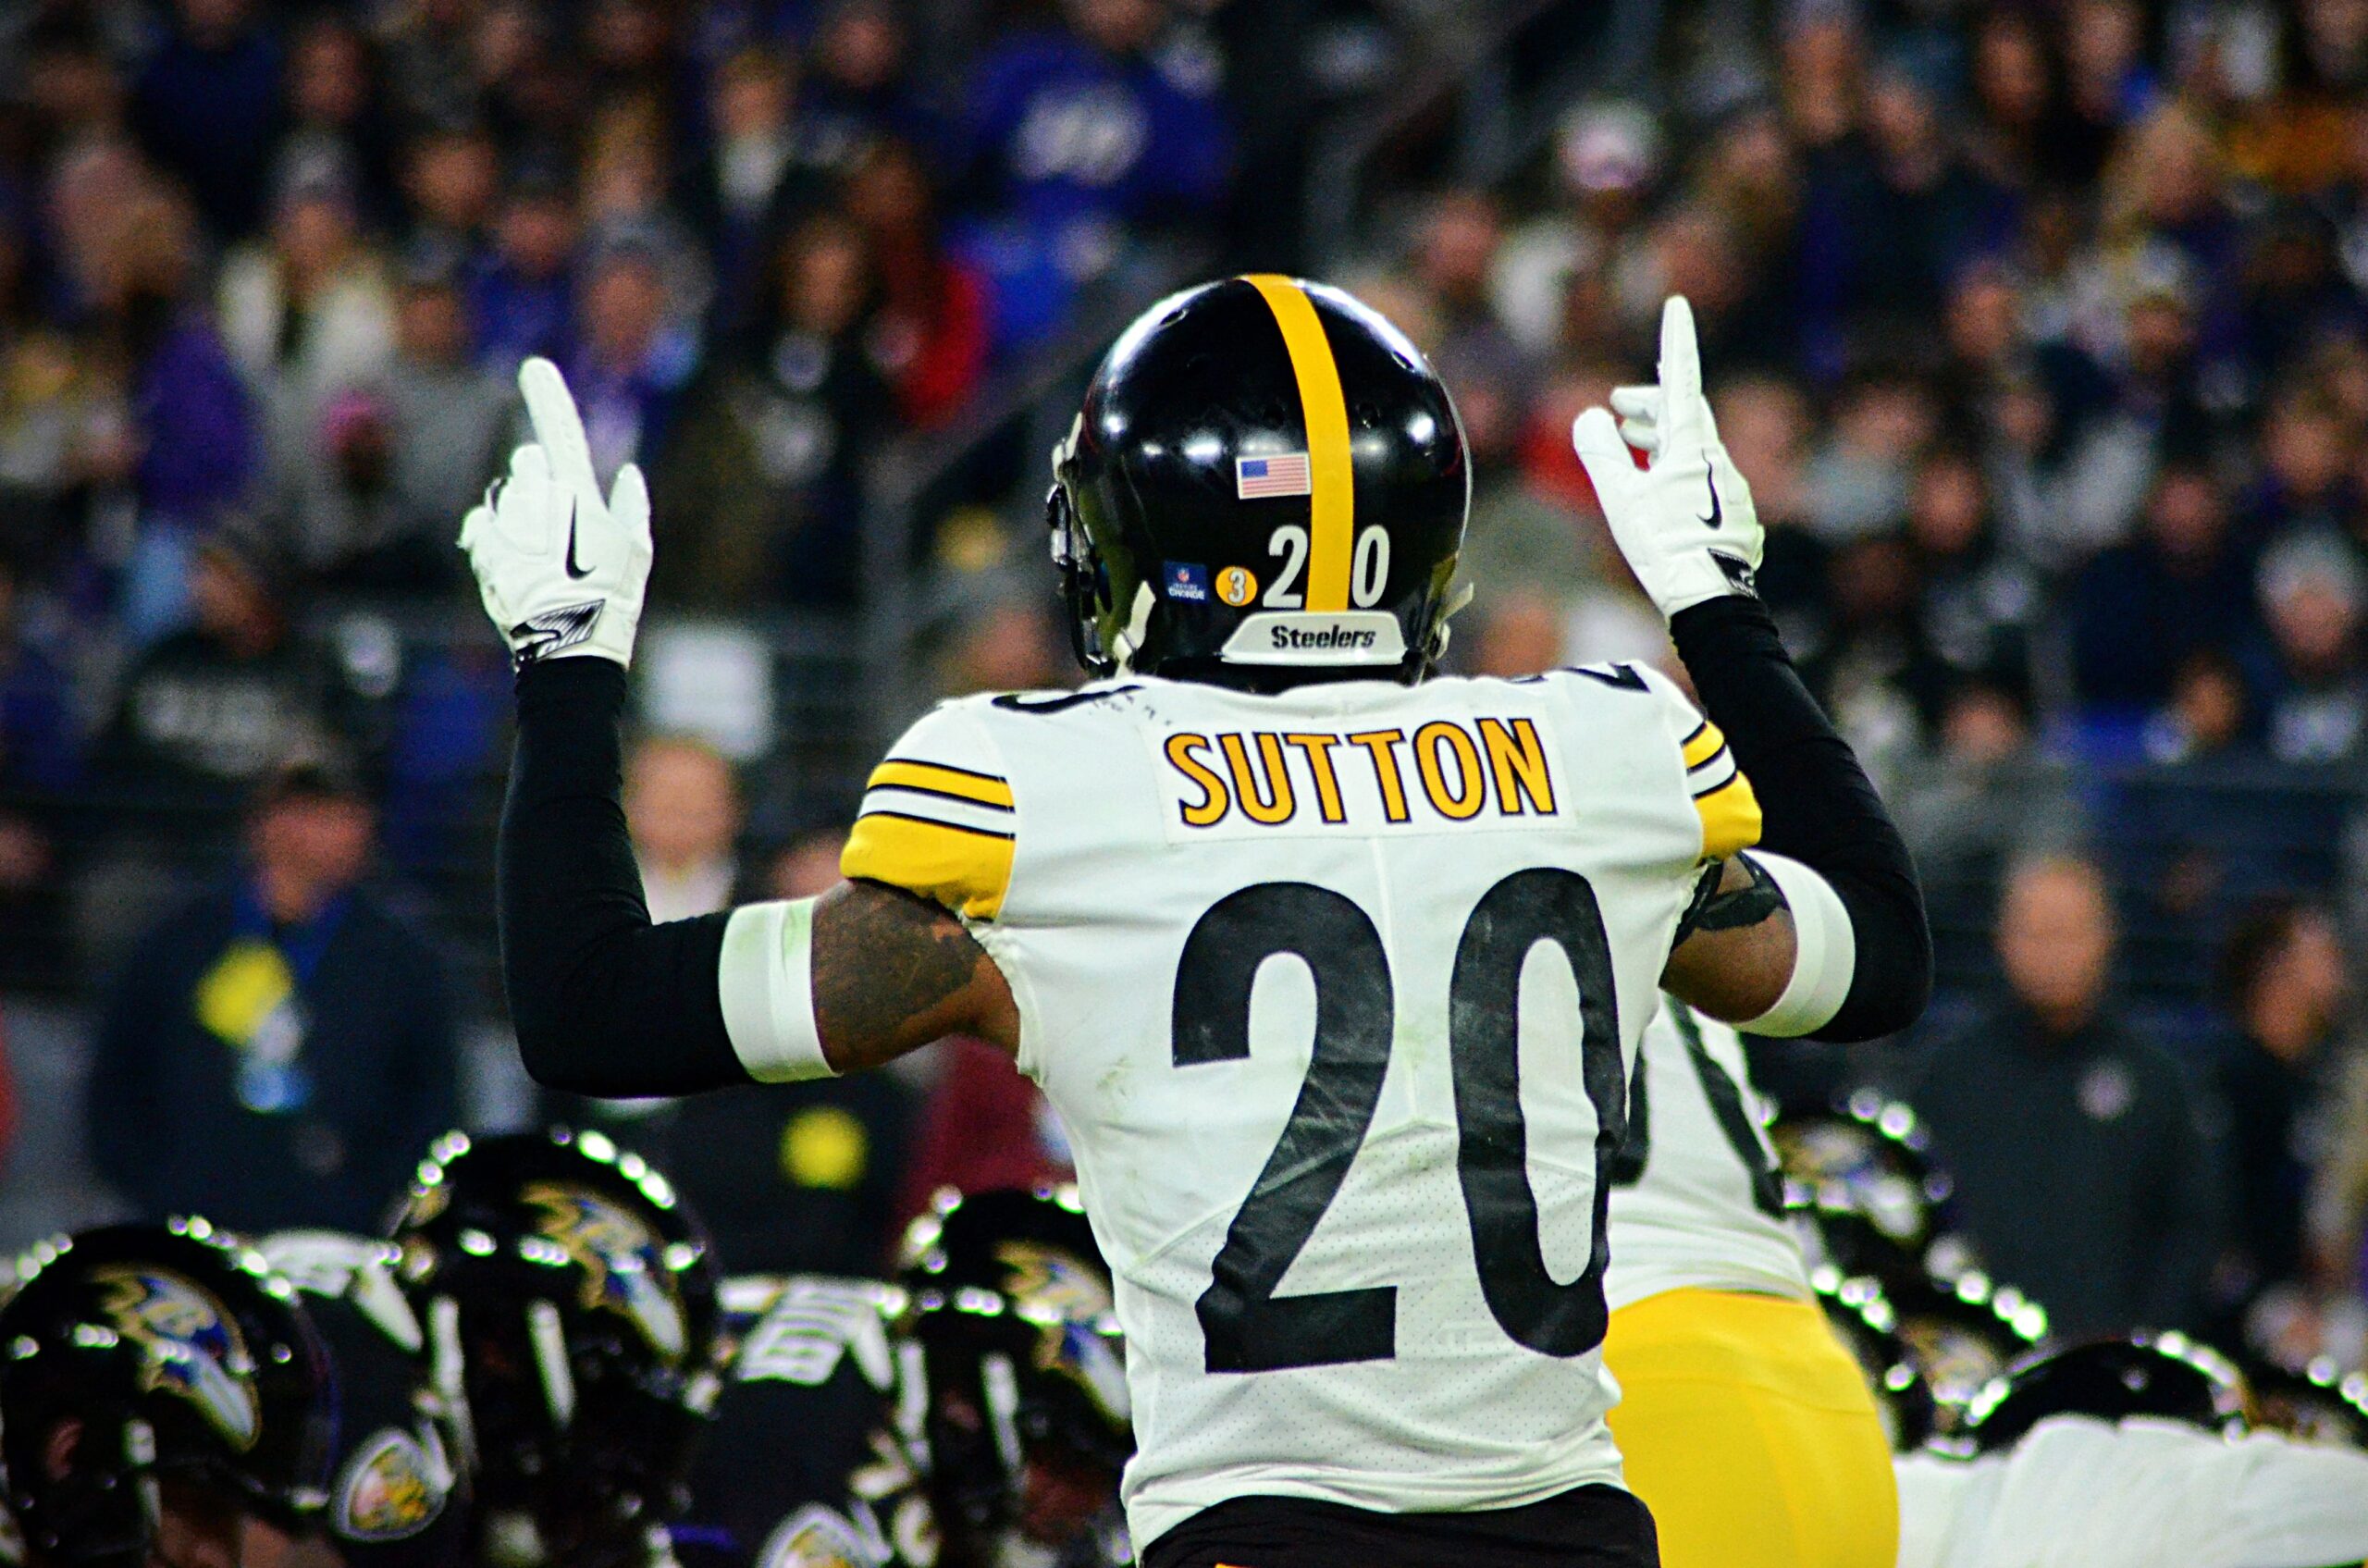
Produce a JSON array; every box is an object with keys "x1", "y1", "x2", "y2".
[
  {"x1": 0, "y1": 1220, "x2": 334, "y2": 1568},
  {"x1": 260, "y1": 1231, "x2": 469, "y2": 1568},
  {"x1": 385, "y1": 1130, "x2": 722, "y2": 1568},
  {"x1": 1049, "y1": 275, "x2": 1470, "y2": 688},
  {"x1": 1962, "y1": 1332, "x2": 2248, "y2": 1454},
  {"x1": 894, "y1": 1184, "x2": 1131, "y2": 1561},
  {"x1": 2239, "y1": 1353, "x2": 2368, "y2": 1448}
]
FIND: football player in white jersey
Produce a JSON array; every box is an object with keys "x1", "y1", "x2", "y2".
[
  {"x1": 1893, "y1": 1337, "x2": 2368, "y2": 1568},
  {"x1": 461, "y1": 282, "x2": 1930, "y2": 1565},
  {"x1": 1603, "y1": 1002, "x2": 1899, "y2": 1568}
]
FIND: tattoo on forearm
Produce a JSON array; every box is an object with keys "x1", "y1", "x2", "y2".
[
  {"x1": 1678, "y1": 853, "x2": 1787, "y2": 941},
  {"x1": 811, "y1": 880, "x2": 992, "y2": 1058}
]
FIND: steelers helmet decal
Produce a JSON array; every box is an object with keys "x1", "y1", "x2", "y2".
[{"x1": 1051, "y1": 276, "x2": 1469, "y2": 688}]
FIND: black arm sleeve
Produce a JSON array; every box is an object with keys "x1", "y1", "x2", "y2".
[
  {"x1": 1669, "y1": 595, "x2": 1931, "y2": 1043},
  {"x1": 499, "y1": 658, "x2": 753, "y2": 1094}
]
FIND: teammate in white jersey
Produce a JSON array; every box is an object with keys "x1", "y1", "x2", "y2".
[
  {"x1": 462, "y1": 283, "x2": 1930, "y2": 1564},
  {"x1": 1893, "y1": 1337, "x2": 2368, "y2": 1568},
  {"x1": 1602, "y1": 1002, "x2": 1898, "y2": 1568}
]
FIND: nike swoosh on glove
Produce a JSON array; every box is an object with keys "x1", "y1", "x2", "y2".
[
  {"x1": 1571, "y1": 296, "x2": 1764, "y2": 621},
  {"x1": 459, "y1": 357, "x2": 654, "y2": 668}
]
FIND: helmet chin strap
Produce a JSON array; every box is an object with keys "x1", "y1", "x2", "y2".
[{"x1": 1104, "y1": 585, "x2": 1156, "y2": 675}]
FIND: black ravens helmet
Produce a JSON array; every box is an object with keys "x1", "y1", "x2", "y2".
[
  {"x1": 0, "y1": 1220, "x2": 334, "y2": 1568},
  {"x1": 894, "y1": 1184, "x2": 1131, "y2": 1558},
  {"x1": 385, "y1": 1129, "x2": 722, "y2": 1566},
  {"x1": 1962, "y1": 1332, "x2": 2248, "y2": 1455},
  {"x1": 260, "y1": 1230, "x2": 469, "y2": 1568},
  {"x1": 1049, "y1": 275, "x2": 1470, "y2": 688}
]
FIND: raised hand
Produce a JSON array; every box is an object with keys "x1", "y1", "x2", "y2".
[
  {"x1": 459, "y1": 357, "x2": 655, "y2": 668},
  {"x1": 1570, "y1": 297, "x2": 1763, "y2": 621}
]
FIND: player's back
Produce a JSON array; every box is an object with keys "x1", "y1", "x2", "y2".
[{"x1": 842, "y1": 663, "x2": 1754, "y2": 1543}]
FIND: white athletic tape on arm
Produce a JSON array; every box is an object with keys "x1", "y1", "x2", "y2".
[
  {"x1": 718, "y1": 898, "x2": 837, "y2": 1081},
  {"x1": 1740, "y1": 851, "x2": 1856, "y2": 1038}
]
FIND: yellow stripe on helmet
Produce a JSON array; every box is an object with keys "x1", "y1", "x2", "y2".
[{"x1": 1242, "y1": 275, "x2": 1354, "y2": 611}]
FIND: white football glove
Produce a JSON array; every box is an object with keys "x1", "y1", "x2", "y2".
[
  {"x1": 459, "y1": 357, "x2": 653, "y2": 668},
  {"x1": 1571, "y1": 296, "x2": 1763, "y2": 622}
]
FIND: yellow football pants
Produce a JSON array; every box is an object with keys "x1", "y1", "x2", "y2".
[{"x1": 1605, "y1": 1288, "x2": 1898, "y2": 1568}]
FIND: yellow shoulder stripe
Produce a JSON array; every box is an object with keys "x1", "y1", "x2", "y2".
[
  {"x1": 1681, "y1": 719, "x2": 1726, "y2": 772},
  {"x1": 867, "y1": 759, "x2": 1015, "y2": 810},
  {"x1": 1241, "y1": 275, "x2": 1354, "y2": 611},
  {"x1": 842, "y1": 811, "x2": 1015, "y2": 920},
  {"x1": 1695, "y1": 772, "x2": 1763, "y2": 861}
]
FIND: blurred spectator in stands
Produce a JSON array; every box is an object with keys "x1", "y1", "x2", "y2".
[
  {"x1": 678, "y1": 47, "x2": 825, "y2": 318},
  {"x1": 2250, "y1": 385, "x2": 2360, "y2": 545},
  {"x1": 2258, "y1": 530, "x2": 2368, "y2": 764},
  {"x1": 468, "y1": 164, "x2": 579, "y2": 372},
  {"x1": 959, "y1": 0, "x2": 1229, "y2": 349},
  {"x1": 1891, "y1": 853, "x2": 2221, "y2": 1336},
  {"x1": 647, "y1": 825, "x2": 915, "y2": 1277},
  {"x1": 2141, "y1": 648, "x2": 2260, "y2": 765},
  {"x1": 85, "y1": 755, "x2": 460, "y2": 1233},
  {"x1": 0, "y1": 553, "x2": 74, "y2": 980},
  {"x1": 896, "y1": 1025, "x2": 1075, "y2": 1230},
  {"x1": 1412, "y1": 191, "x2": 1532, "y2": 404},
  {"x1": 1800, "y1": 531, "x2": 1950, "y2": 766},
  {"x1": 219, "y1": 148, "x2": 394, "y2": 426},
  {"x1": 1492, "y1": 100, "x2": 1662, "y2": 360},
  {"x1": 930, "y1": 568, "x2": 1066, "y2": 696},
  {"x1": 845, "y1": 137, "x2": 991, "y2": 429},
  {"x1": 98, "y1": 526, "x2": 341, "y2": 804},
  {"x1": 265, "y1": 259, "x2": 503, "y2": 591},
  {"x1": 1893, "y1": 673, "x2": 2082, "y2": 965},
  {"x1": 1452, "y1": 335, "x2": 1650, "y2": 676},
  {"x1": 2056, "y1": 253, "x2": 2225, "y2": 558},
  {"x1": 573, "y1": 226, "x2": 701, "y2": 487},
  {"x1": 800, "y1": 0, "x2": 949, "y2": 177},
  {"x1": 401, "y1": 123, "x2": 502, "y2": 261},
  {"x1": 624, "y1": 735, "x2": 742, "y2": 922},
  {"x1": 1802, "y1": 369, "x2": 1932, "y2": 544},
  {"x1": 1713, "y1": 374, "x2": 1826, "y2": 636},
  {"x1": 130, "y1": 0, "x2": 284, "y2": 240},
  {"x1": 2070, "y1": 463, "x2": 2261, "y2": 732},
  {"x1": 652, "y1": 213, "x2": 887, "y2": 608},
  {"x1": 1907, "y1": 445, "x2": 2039, "y2": 695},
  {"x1": 21, "y1": 15, "x2": 129, "y2": 148},
  {"x1": 1794, "y1": 53, "x2": 2016, "y2": 368},
  {"x1": 2208, "y1": 897, "x2": 2361, "y2": 1346},
  {"x1": 581, "y1": 102, "x2": 712, "y2": 330},
  {"x1": 280, "y1": 15, "x2": 399, "y2": 233}
]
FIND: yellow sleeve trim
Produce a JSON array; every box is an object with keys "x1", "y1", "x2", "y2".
[
  {"x1": 1681, "y1": 719, "x2": 1726, "y2": 771},
  {"x1": 867, "y1": 759, "x2": 1015, "y2": 809},
  {"x1": 842, "y1": 811, "x2": 1015, "y2": 920},
  {"x1": 1695, "y1": 772, "x2": 1762, "y2": 860}
]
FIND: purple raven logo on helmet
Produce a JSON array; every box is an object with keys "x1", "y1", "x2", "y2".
[
  {"x1": 91, "y1": 1265, "x2": 261, "y2": 1450},
  {"x1": 520, "y1": 1181, "x2": 688, "y2": 1362}
]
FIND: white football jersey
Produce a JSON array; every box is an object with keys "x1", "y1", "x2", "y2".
[
  {"x1": 1893, "y1": 1416, "x2": 2368, "y2": 1568},
  {"x1": 839, "y1": 666, "x2": 1759, "y2": 1546},
  {"x1": 1604, "y1": 1001, "x2": 1810, "y2": 1312}
]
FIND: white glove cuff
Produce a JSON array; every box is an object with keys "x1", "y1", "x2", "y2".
[
  {"x1": 718, "y1": 898, "x2": 838, "y2": 1081},
  {"x1": 1739, "y1": 852, "x2": 1856, "y2": 1038}
]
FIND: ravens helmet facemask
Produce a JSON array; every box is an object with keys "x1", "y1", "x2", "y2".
[{"x1": 1050, "y1": 275, "x2": 1471, "y2": 689}]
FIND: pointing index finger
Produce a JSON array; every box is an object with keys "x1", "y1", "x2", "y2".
[
  {"x1": 519, "y1": 357, "x2": 599, "y2": 499},
  {"x1": 1657, "y1": 296, "x2": 1704, "y2": 436}
]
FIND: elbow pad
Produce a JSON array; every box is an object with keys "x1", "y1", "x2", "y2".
[
  {"x1": 1739, "y1": 852, "x2": 1856, "y2": 1038},
  {"x1": 717, "y1": 898, "x2": 838, "y2": 1082}
]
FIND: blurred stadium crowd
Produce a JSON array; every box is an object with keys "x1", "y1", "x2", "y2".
[{"x1": 9, "y1": 0, "x2": 2368, "y2": 1438}]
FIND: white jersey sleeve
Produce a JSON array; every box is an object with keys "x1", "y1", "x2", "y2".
[
  {"x1": 1899, "y1": 1416, "x2": 2368, "y2": 1568},
  {"x1": 839, "y1": 699, "x2": 1018, "y2": 921},
  {"x1": 841, "y1": 668, "x2": 1741, "y2": 1548},
  {"x1": 1604, "y1": 1000, "x2": 1811, "y2": 1312}
]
